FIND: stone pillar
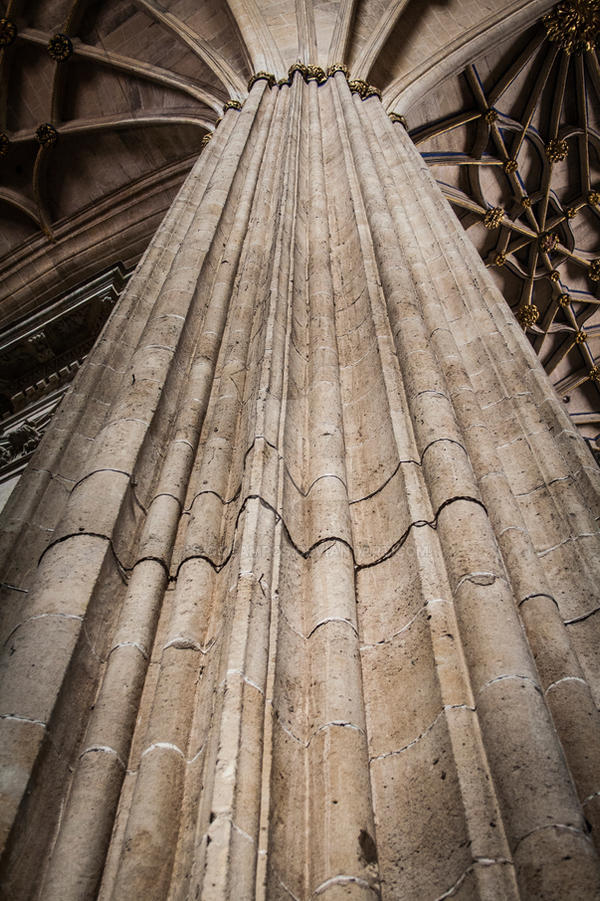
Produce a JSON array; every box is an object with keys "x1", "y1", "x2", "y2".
[{"x1": 1, "y1": 70, "x2": 599, "y2": 900}]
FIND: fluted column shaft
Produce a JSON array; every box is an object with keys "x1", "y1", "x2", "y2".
[{"x1": 1, "y1": 75, "x2": 599, "y2": 901}]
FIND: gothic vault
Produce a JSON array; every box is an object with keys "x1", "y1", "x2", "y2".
[{"x1": 0, "y1": 2, "x2": 599, "y2": 900}]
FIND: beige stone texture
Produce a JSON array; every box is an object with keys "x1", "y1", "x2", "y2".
[{"x1": 1, "y1": 37, "x2": 600, "y2": 901}]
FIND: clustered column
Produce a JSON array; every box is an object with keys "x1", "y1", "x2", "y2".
[{"x1": 0, "y1": 66, "x2": 599, "y2": 901}]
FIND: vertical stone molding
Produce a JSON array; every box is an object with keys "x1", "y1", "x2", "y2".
[{"x1": 1, "y1": 75, "x2": 600, "y2": 900}]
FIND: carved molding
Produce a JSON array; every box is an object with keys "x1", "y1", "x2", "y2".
[
  {"x1": 0, "y1": 17, "x2": 17, "y2": 47},
  {"x1": 47, "y1": 33, "x2": 73, "y2": 62},
  {"x1": 245, "y1": 64, "x2": 382, "y2": 98},
  {"x1": 0, "y1": 421, "x2": 43, "y2": 466},
  {"x1": 0, "y1": 264, "x2": 130, "y2": 422},
  {"x1": 543, "y1": 0, "x2": 600, "y2": 53},
  {"x1": 34, "y1": 123, "x2": 58, "y2": 146}
]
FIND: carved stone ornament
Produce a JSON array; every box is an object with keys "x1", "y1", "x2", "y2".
[
  {"x1": 0, "y1": 132, "x2": 9, "y2": 156},
  {"x1": 287, "y1": 63, "x2": 327, "y2": 85},
  {"x1": 0, "y1": 421, "x2": 43, "y2": 465},
  {"x1": 247, "y1": 71, "x2": 276, "y2": 90},
  {"x1": 504, "y1": 158, "x2": 518, "y2": 174},
  {"x1": 201, "y1": 132, "x2": 212, "y2": 147},
  {"x1": 516, "y1": 304, "x2": 540, "y2": 328},
  {"x1": 588, "y1": 258, "x2": 600, "y2": 281},
  {"x1": 0, "y1": 17, "x2": 17, "y2": 47},
  {"x1": 546, "y1": 137, "x2": 569, "y2": 162},
  {"x1": 389, "y1": 112, "x2": 408, "y2": 128},
  {"x1": 305, "y1": 65, "x2": 327, "y2": 84},
  {"x1": 362, "y1": 84, "x2": 382, "y2": 100},
  {"x1": 287, "y1": 61, "x2": 306, "y2": 79},
  {"x1": 348, "y1": 79, "x2": 382, "y2": 100},
  {"x1": 47, "y1": 33, "x2": 73, "y2": 61},
  {"x1": 558, "y1": 293, "x2": 572, "y2": 307},
  {"x1": 483, "y1": 207, "x2": 504, "y2": 229},
  {"x1": 326, "y1": 64, "x2": 349, "y2": 78},
  {"x1": 348, "y1": 78, "x2": 366, "y2": 96},
  {"x1": 543, "y1": 0, "x2": 600, "y2": 54},
  {"x1": 35, "y1": 123, "x2": 58, "y2": 146},
  {"x1": 539, "y1": 232, "x2": 560, "y2": 252},
  {"x1": 575, "y1": 329, "x2": 588, "y2": 344},
  {"x1": 223, "y1": 100, "x2": 242, "y2": 112}
]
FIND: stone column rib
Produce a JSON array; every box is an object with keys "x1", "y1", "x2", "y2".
[
  {"x1": 304, "y1": 77, "x2": 379, "y2": 898},
  {"x1": 327, "y1": 0, "x2": 358, "y2": 66},
  {"x1": 223, "y1": 0, "x2": 284, "y2": 74},
  {"x1": 351, "y1": 0, "x2": 411, "y2": 82},
  {"x1": 253, "y1": 77, "x2": 302, "y2": 900},
  {"x1": 261, "y1": 73, "x2": 313, "y2": 901},
  {"x1": 39, "y1": 261, "x2": 246, "y2": 898},
  {"x1": 191, "y1": 84, "x2": 291, "y2": 900}
]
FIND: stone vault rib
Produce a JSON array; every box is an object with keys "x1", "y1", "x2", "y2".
[{"x1": 0, "y1": 71, "x2": 600, "y2": 900}]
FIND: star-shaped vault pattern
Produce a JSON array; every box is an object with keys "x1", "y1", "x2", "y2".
[{"x1": 410, "y1": 10, "x2": 600, "y2": 459}]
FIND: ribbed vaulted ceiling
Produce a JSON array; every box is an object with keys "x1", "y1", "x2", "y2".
[{"x1": 0, "y1": 0, "x2": 555, "y2": 260}]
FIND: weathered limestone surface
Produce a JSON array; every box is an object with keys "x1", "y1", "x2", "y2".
[{"x1": 1, "y1": 73, "x2": 600, "y2": 900}]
